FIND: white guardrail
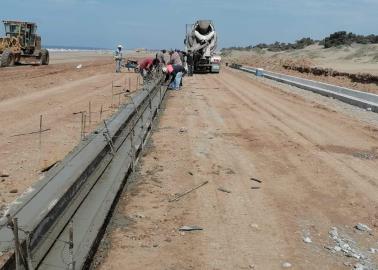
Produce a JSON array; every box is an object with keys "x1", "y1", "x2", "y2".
[{"x1": 234, "y1": 65, "x2": 378, "y2": 113}]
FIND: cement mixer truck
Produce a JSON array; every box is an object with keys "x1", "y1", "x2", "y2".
[{"x1": 185, "y1": 20, "x2": 220, "y2": 73}]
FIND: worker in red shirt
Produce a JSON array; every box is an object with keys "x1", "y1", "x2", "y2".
[{"x1": 138, "y1": 57, "x2": 159, "y2": 78}]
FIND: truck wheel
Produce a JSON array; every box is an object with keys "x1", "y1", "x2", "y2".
[
  {"x1": 15, "y1": 54, "x2": 21, "y2": 65},
  {"x1": 1, "y1": 50, "x2": 15, "y2": 67},
  {"x1": 40, "y1": 49, "x2": 49, "y2": 65}
]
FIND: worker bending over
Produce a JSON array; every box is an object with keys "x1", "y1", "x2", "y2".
[
  {"x1": 165, "y1": 64, "x2": 185, "y2": 90},
  {"x1": 138, "y1": 57, "x2": 159, "y2": 79},
  {"x1": 114, "y1": 45, "x2": 123, "y2": 73}
]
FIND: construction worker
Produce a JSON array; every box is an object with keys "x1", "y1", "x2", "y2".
[
  {"x1": 186, "y1": 52, "x2": 194, "y2": 76},
  {"x1": 163, "y1": 50, "x2": 170, "y2": 65},
  {"x1": 138, "y1": 57, "x2": 159, "y2": 78},
  {"x1": 156, "y1": 50, "x2": 166, "y2": 65},
  {"x1": 156, "y1": 49, "x2": 171, "y2": 65},
  {"x1": 169, "y1": 50, "x2": 182, "y2": 66},
  {"x1": 165, "y1": 64, "x2": 185, "y2": 90},
  {"x1": 114, "y1": 45, "x2": 123, "y2": 73}
]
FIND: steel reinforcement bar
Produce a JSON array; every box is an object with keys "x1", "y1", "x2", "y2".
[
  {"x1": 0, "y1": 74, "x2": 169, "y2": 270},
  {"x1": 231, "y1": 64, "x2": 378, "y2": 113}
]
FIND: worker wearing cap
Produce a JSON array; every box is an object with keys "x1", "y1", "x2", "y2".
[{"x1": 114, "y1": 45, "x2": 123, "y2": 73}]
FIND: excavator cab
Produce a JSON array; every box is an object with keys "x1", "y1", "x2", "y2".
[
  {"x1": 0, "y1": 20, "x2": 47, "y2": 67},
  {"x1": 3, "y1": 21, "x2": 38, "y2": 49}
]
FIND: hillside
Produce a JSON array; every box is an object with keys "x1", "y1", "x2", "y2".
[{"x1": 223, "y1": 43, "x2": 378, "y2": 94}]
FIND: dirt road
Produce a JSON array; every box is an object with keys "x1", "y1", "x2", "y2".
[
  {"x1": 95, "y1": 68, "x2": 378, "y2": 269},
  {"x1": 0, "y1": 54, "x2": 142, "y2": 208}
]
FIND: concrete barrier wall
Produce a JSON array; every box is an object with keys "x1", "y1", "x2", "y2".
[{"x1": 235, "y1": 65, "x2": 378, "y2": 113}]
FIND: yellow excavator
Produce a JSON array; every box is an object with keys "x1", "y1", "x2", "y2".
[{"x1": 0, "y1": 20, "x2": 49, "y2": 67}]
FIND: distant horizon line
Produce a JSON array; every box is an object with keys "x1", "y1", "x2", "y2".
[
  {"x1": 45, "y1": 45, "x2": 112, "y2": 50},
  {"x1": 44, "y1": 45, "x2": 174, "y2": 51}
]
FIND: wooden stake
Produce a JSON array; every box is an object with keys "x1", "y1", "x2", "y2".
[
  {"x1": 80, "y1": 112, "x2": 85, "y2": 140},
  {"x1": 111, "y1": 81, "x2": 114, "y2": 106},
  {"x1": 83, "y1": 113, "x2": 86, "y2": 139},
  {"x1": 88, "y1": 101, "x2": 92, "y2": 128},
  {"x1": 39, "y1": 115, "x2": 43, "y2": 133},
  {"x1": 99, "y1": 105, "x2": 103, "y2": 121},
  {"x1": 39, "y1": 114, "x2": 43, "y2": 148}
]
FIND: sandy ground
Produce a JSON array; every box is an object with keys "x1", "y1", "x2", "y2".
[
  {"x1": 224, "y1": 44, "x2": 378, "y2": 94},
  {"x1": 0, "y1": 51, "x2": 145, "y2": 211},
  {"x1": 1, "y1": 51, "x2": 377, "y2": 269},
  {"x1": 94, "y1": 68, "x2": 378, "y2": 270},
  {"x1": 226, "y1": 44, "x2": 378, "y2": 75},
  {"x1": 277, "y1": 44, "x2": 378, "y2": 75},
  {"x1": 49, "y1": 51, "x2": 113, "y2": 64}
]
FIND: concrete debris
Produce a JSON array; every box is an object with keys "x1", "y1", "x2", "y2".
[
  {"x1": 328, "y1": 227, "x2": 376, "y2": 269},
  {"x1": 354, "y1": 263, "x2": 365, "y2": 270},
  {"x1": 352, "y1": 151, "x2": 378, "y2": 160},
  {"x1": 368, "y1": 248, "x2": 377, "y2": 254},
  {"x1": 282, "y1": 262, "x2": 292, "y2": 268},
  {"x1": 179, "y1": 127, "x2": 187, "y2": 133},
  {"x1": 303, "y1": 236, "x2": 312, "y2": 243},
  {"x1": 329, "y1": 227, "x2": 359, "y2": 258},
  {"x1": 179, "y1": 225, "x2": 203, "y2": 232},
  {"x1": 329, "y1": 227, "x2": 339, "y2": 239},
  {"x1": 355, "y1": 223, "x2": 372, "y2": 232},
  {"x1": 218, "y1": 187, "x2": 231, "y2": 193},
  {"x1": 133, "y1": 213, "x2": 145, "y2": 219},
  {"x1": 76, "y1": 64, "x2": 82, "y2": 69}
]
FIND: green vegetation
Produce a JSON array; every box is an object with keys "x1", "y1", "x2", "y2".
[
  {"x1": 222, "y1": 31, "x2": 378, "y2": 53},
  {"x1": 324, "y1": 31, "x2": 378, "y2": 48}
]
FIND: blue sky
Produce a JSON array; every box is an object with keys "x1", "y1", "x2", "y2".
[{"x1": 1, "y1": 0, "x2": 378, "y2": 49}]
